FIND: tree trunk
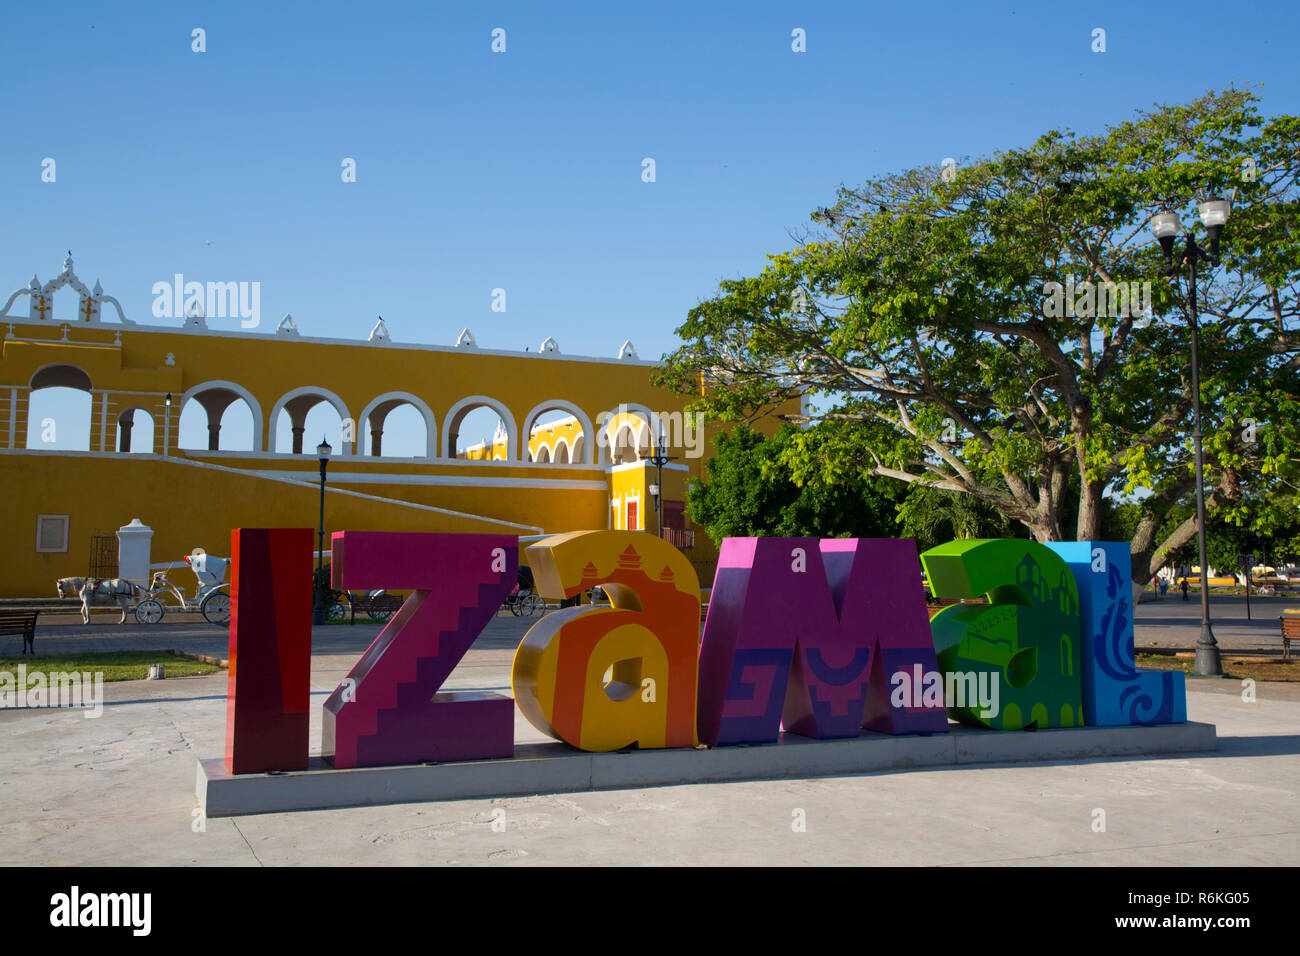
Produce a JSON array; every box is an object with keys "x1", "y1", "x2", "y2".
[
  {"x1": 1076, "y1": 477, "x2": 1104, "y2": 541},
  {"x1": 1131, "y1": 509, "x2": 1203, "y2": 606}
]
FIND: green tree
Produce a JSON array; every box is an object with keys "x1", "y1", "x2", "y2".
[
  {"x1": 895, "y1": 482, "x2": 1016, "y2": 554},
  {"x1": 687, "y1": 424, "x2": 905, "y2": 544},
  {"x1": 657, "y1": 90, "x2": 1299, "y2": 598},
  {"x1": 1114, "y1": 497, "x2": 1300, "y2": 582}
]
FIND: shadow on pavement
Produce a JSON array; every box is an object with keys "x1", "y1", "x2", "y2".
[{"x1": 1213, "y1": 734, "x2": 1300, "y2": 758}]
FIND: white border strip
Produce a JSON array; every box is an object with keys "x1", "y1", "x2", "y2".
[
  {"x1": 3, "y1": 321, "x2": 658, "y2": 368},
  {"x1": 0, "y1": 450, "x2": 544, "y2": 533},
  {"x1": 177, "y1": 448, "x2": 607, "y2": 470},
  {"x1": 257, "y1": 470, "x2": 608, "y2": 491}
]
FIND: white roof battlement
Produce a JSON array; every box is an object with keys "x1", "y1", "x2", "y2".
[{"x1": 2, "y1": 256, "x2": 656, "y2": 367}]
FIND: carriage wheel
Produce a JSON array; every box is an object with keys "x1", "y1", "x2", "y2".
[
  {"x1": 201, "y1": 591, "x2": 231, "y2": 627},
  {"x1": 135, "y1": 600, "x2": 165, "y2": 625},
  {"x1": 522, "y1": 593, "x2": 546, "y2": 617},
  {"x1": 327, "y1": 602, "x2": 348, "y2": 622},
  {"x1": 507, "y1": 598, "x2": 522, "y2": 616}
]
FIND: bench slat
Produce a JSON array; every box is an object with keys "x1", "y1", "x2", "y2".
[{"x1": 0, "y1": 610, "x2": 38, "y2": 651}]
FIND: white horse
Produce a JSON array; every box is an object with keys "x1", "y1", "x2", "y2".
[
  {"x1": 56, "y1": 577, "x2": 88, "y2": 599},
  {"x1": 69, "y1": 578, "x2": 140, "y2": 624}
]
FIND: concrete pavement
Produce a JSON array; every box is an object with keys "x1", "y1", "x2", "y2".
[
  {"x1": 0, "y1": 599, "x2": 1296, "y2": 866},
  {"x1": 1133, "y1": 594, "x2": 1295, "y2": 654}
]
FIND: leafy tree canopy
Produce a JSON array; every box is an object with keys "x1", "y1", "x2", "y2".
[
  {"x1": 687, "y1": 424, "x2": 906, "y2": 543},
  {"x1": 689, "y1": 423, "x2": 1020, "y2": 555},
  {"x1": 1111, "y1": 498, "x2": 1300, "y2": 582},
  {"x1": 657, "y1": 90, "x2": 1299, "y2": 590}
]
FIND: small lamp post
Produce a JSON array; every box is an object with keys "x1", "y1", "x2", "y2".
[
  {"x1": 163, "y1": 392, "x2": 172, "y2": 456},
  {"x1": 648, "y1": 482, "x2": 661, "y2": 534},
  {"x1": 646, "y1": 420, "x2": 672, "y2": 537},
  {"x1": 313, "y1": 437, "x2": 332, "y2": 625},
  {"x1": 1150, "y1": 194, "x2": 1232, "y2": 676}
]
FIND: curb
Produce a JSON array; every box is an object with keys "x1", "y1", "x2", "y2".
[{"x1": 167, "y1": 648, "x2": 229, "y2": 669}]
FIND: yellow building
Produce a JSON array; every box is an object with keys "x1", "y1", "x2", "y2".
[{"x1": 0, "y1": 255, "x2": 782, "y2": 598}]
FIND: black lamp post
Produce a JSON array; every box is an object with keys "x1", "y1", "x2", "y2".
[
  {"x1": 646, "y1": 421, "x2": 672, "y2": 537},
  {"x1": 1150, "y1": 194, "x2": 1232, "y2": 677},
  {"x1": 312, "y1": 436, "x2": 332, "y2": 625}
]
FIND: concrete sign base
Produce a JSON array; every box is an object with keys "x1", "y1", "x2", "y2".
[{"x1": 197, "y1": 720, "x2": 1218, "y2": 817}]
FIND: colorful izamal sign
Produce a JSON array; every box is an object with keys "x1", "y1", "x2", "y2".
[{"x1": 223, "y1": 530, "x2": 1185, "y2": 774}]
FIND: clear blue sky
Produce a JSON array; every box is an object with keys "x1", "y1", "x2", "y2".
[{"x1": 5, "y1": 0, "x2": 1296, "y2": 451}]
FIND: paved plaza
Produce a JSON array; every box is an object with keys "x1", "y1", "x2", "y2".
[{"x1": 1, "y1": 598, "x2": 1296, "y2": 866}]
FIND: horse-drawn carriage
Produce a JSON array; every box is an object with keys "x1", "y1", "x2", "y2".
[
  {"x1": 58, "y1": 548, "x2": 231, "y2": 626},
  {"x1": 137, "y1": 549, "x2": 231, "y2": 625},
  {"x1": 502, "y1": 565, "x2": 546, "y2": 616}
]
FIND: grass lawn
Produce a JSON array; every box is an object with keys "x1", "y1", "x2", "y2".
[
  {"x1": 0, "y1": 651, "x2": 222, "y2": 682},
  {"x1": 1135, "y1": 653, "x2": 1299, "y2": 683}
]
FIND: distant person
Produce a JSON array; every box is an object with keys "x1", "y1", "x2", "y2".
[
  {"x1": 1159, "y1": 578, "x2": 1168, "y2": 598},
  {"x1": 1180, "y1": 578, "x2": 1189, "y2": 601}
]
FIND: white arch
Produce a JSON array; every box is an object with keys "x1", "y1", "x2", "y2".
[
  {"x1": 442, "y1": 395, "x2": 519, "y2": 461},
  {"x1": 534, "y1": 443, "x2": 551, "y2": 463},
  {"x1": 26, "y1": 378, "x2": 92, "y2": 450},
  {"x1": 357, "y1": 391, "x2": 438, "y2": 459},
  {"x1": 29, "y1": 362, "x2": 94, "y2": 391},
  {"x1": 182, "y1": 379, "x2": 265, "y2": 453},
  {"x1": 268, "y1": 385, "x2": 353, "y2": 456},
  {"x1": 528, "y1": 437, "x2": 553, "y2": 462},
  {"x1": 115, "y1": 407, "x2": 156, "y2": 453},
  {"x1": 595, "y1": 402, "x2": 663, "y2": 464},
  {"x1": 613, "y1": 423, "x2": 640, "y2": 464},
  {"x1": 552, "y1": 435, "x2": 571, "y2": 464},
  {"x1": 521, "y1": 399, "x2": 596, "y2": 465}
]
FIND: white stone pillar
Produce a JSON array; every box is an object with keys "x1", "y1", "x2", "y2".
[{"x1": 117, "y1": 518, "x2": 155, "y2": 585}]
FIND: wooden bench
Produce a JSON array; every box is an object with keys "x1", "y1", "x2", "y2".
[
  {"x1": 0, "y1": 609, "x2": 40, "y2": 654},
  {"x1": 1279, "y1": 613, "x2": 1300, "y2": 660}
]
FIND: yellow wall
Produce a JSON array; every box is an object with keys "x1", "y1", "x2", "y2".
[
  {"x1": 5, "y1": 451, "x2": 541, "y2": 598},
  {"x1": 1, "y1": 322, "x2": 682, "y2": 460},
  {"x1": 1, "y1": 266, "x2": 804, "y2": 598},
  {"x1": 458, "y1": 439, "x2": 508, "y2": 461},
  {"x1": 527, "y1": 415, "x2": 585, "y2": 463},
  {"x1": 0, "y1": 309, "x2": 761, "y2": 597},
  {"x1": 173, "y1": 449, "x2": 609, "y2": 534}
]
